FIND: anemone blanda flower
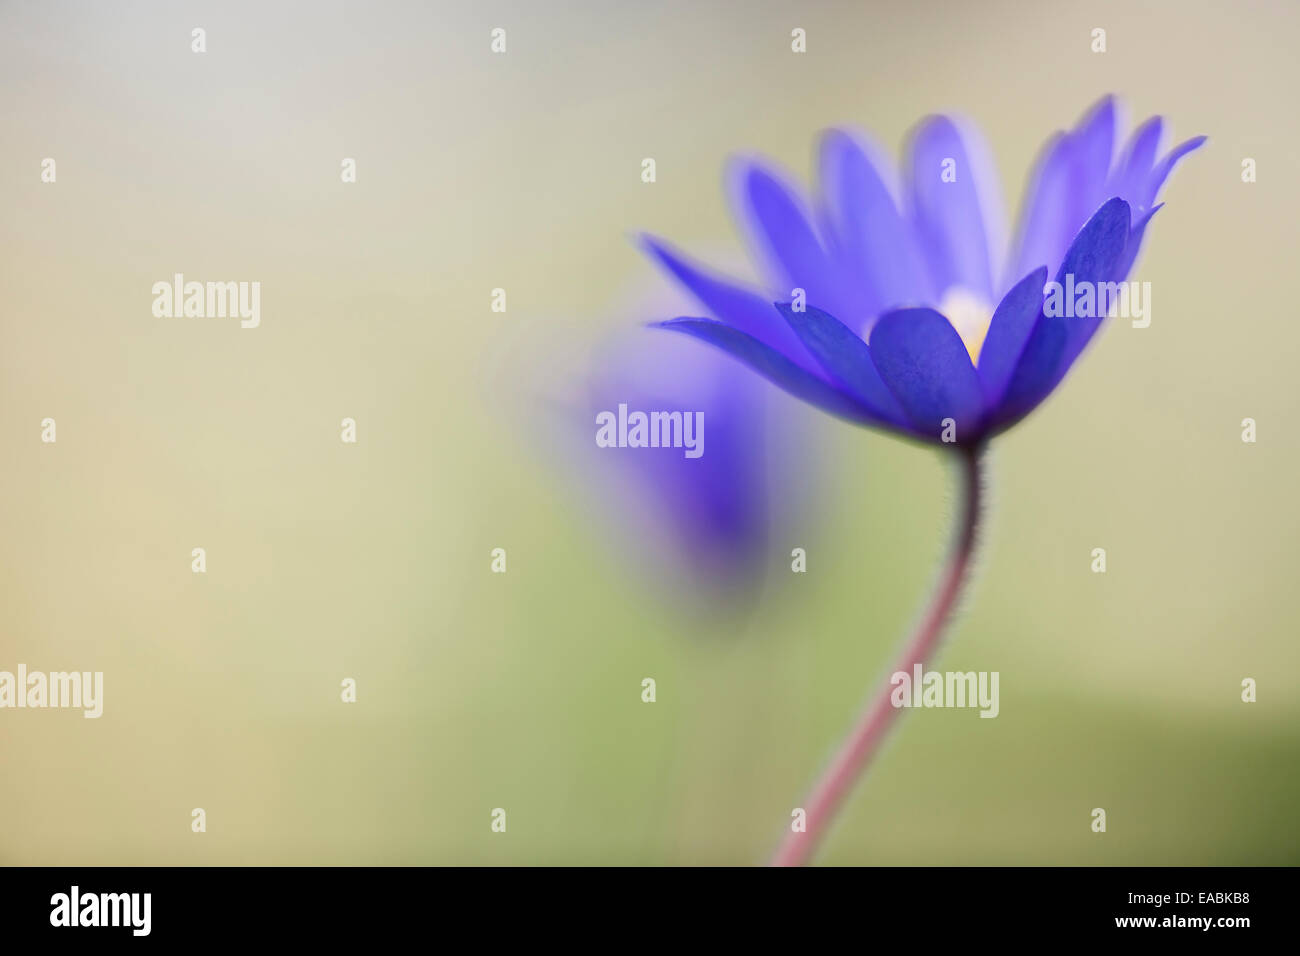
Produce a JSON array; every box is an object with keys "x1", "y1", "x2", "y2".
[
  {"x1": 633, "y1": 96, "x2": 1203, "y2": 866},
  {"x1": 579, "y1": 322, "x2": 809, "y2": 600},
  {"x1": 509, "y1": 276, "x2": 814, "y2": 606},
  {"x1": 644, "y1": 96, "x2": 1204, "y2": 447}
]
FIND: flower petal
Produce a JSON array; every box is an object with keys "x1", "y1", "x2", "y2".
[
  {"x1": 993, "y1": 198, "x2": 1131, "y2": 430},
  {"x1": 868, "y1": 307, "x2": 988, "y2": 441},
  {"x1": 989, "y1": 314, "x2": 1069, "y2": 434},
  {"x1": 1108, "y1": 116, "x2": 1163, "y2": 212},
  {"x1": 639, "y1": 234, "x2": 821, "y2": 372},
  {"x1": 654, "y1": 318, "x2": 891, "y2": 429},
  {"x1": 817, "y1": 128, "x2": 929, "y2": 325},
  {"x1": 1139, "y1": 135, "x2": 1207, "y2": 211},
  {"x1": 1115, "y1": 136, "x2": 1204, "y2": 276},
  {"x1": 1003, "y1": 132, "x2": 1076, "y2": 287},
  {"x1": 1068, "y1": 96, "x2": 1118, "y2": 228},
  {"x1": 1114, "y1": 203, "x2": 1161, "y2": 280},
  {"x1": 774, "y1": 302, "x2": 909, "y2": 425},
  {"x1": 905, "y1": 116, "x2": 999, "y2": 303},
  {"x1": 1057, "y1": 198, "x2": 1132, "y2": 359},
  {"x1": 1003, "y1": 97, "x2": 1117, "y2": 289},
  {"x1": 976, "y1": 266, "x2": 1050, "y2": 403},
  {"x1": 727, "y1": 159, "x2": 854, "y2": 324}
]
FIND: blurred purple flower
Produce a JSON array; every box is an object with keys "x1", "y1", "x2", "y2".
[{"x1": 579, "y1": 323, "x2": 802, "y2": 599}]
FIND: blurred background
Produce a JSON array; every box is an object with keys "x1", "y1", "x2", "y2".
[{"x1": 0, "y1": 0, "x2": 1296, "y2": 864}]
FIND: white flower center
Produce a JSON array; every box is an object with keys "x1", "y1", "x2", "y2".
[{"x1": 938, "y1": 288, "x2": 994, "y2": 365}]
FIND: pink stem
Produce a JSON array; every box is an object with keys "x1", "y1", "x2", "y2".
[{"x1": 771, "y1": 447, "x2": 985, "y2": 867}]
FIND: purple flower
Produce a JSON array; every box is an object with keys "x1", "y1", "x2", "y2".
[
  {"x1": 508, "y1": 270, "x2": 814, "y2": 603},
  {"x1": 645, "y1": 97, "x2": 1204, "y2": 447},
  {"x1": 580, "y1": 324, "x2": 807, "y2": 598}
]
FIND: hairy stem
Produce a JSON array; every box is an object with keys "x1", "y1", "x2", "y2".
[{"x1": 771, "y1": 446, "x2": 985, "y2": 867}]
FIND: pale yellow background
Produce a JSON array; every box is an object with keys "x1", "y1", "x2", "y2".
[{"x1": 0, "y1": 0, "x2": 1296, "y2": 864}]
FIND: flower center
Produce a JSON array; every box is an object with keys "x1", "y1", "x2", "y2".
[{"x1": 938, "y1": 288, "x2": 994, "y2": 365}]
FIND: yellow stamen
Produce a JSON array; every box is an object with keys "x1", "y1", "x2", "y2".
[{"x1": 938, "y1": 288, "x2": 995, "y2": 365}]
